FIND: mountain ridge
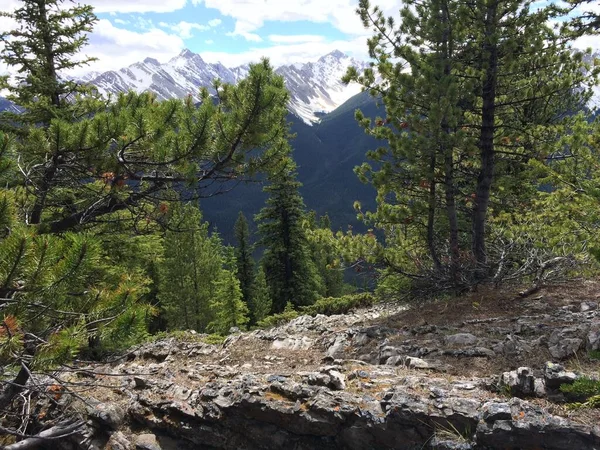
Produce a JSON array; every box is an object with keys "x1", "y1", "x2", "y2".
[{"x1": 85, "y1": 49, "x2": 370, "y2": 124}]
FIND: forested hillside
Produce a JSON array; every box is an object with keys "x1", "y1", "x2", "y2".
[{"x1": 0, "y1": 0, "x2": 599, "y2": 446}]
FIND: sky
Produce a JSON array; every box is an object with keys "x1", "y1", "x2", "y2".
[
  {"x1": 0, "y1": 0, "x2": 403, "y2": 76},
  {"x1": 0, "y1": 0, "x2": 598, "y2": 77}
]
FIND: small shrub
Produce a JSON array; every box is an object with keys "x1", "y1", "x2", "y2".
[
  {"x1": 257, "y1": 302, "x2": 299, "y2": 328},
  {"x1": 560, "y1": 377, "x2": 600, "y2": 402},
  {"x1": 589, "y1": 350, "x2": 600, "y2": 361},
  {"x1": 300, "y1": 293, "x2": 376, "y2": 316},
  {"x1": 202, "y1": 334, "x2": 226, "y2": 345}
]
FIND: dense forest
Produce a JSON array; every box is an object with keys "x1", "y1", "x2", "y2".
[{"x1": 0, "y1": 0, "x2": 599, "y2": 443}]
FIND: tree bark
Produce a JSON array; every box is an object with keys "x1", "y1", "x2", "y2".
[
  {"x1": 440, "y1": 0, "x2": 460, "y2": 285},
  {"x1": 2, "y1": 419, "x2": 84, "y2": 450},
  {"x1": 472, "y1": 1, "x2": 499, "y2": 278}
]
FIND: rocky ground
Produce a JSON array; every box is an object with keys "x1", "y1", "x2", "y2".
[{"x1": 30, "y1": 281, "x2": 600, "y2": 449}]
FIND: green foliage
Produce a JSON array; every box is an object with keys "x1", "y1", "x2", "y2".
[
  {"x1": 560, "y1": 377, "x2": 600, "y2": 402},
  {"x1": 252, "y1": 266, "x2": 272, "y2": 324},
  {"x1": 0, "y1": 0, "x2": 99, "y2": 130},
  {"x1": 300, "y1": 293, "x2": 375, "y2": 316},
  {"x1": 234, "y1": 211, "x2": 255, "y2": 316},
  {"x1": 589, "y1": 350, "x2": 600, "y2": 361},
  {"x1": 203, "y1": 334, "x2": 226, "y2": 345},
  {"x1": 257, "y1": 302, "x2": 299, "y2": 328},
  {"x1": 307, "y1": 212, "x2": 346, "y2": 298},
  {"x1": 256, "y1": 160, "x2": 322, "y2": 312},
  {"x1": 208, "y1": 250, "x2": 250, "y2": 334},
  {"x1": 344, "y1": 0, "x2": 597, "y2": 290},
  {"x1": 158, "y1": 203, "x2": 223, "y2": 332}
]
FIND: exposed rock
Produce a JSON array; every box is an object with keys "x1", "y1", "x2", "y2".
[
  {"x1": 87, "y1": 401, "x2": 125, "y2": 429},
  {"x1": 588, "y1": 320, "x2": 600, "y2": 351},
  {"x1": 271, "y1": 335, "x2": 313, "y2": 350},
  {"x1": 500, "y1": 367, "x2": 535, "y2": 397},
  {"x1": 135, "y1": 433, "x2": 161, "y2": 450},
  {"x1": 106, "y1": 431, "x2": 131, "y2": 450},
  {"x1": 42, "y1": 286, "x2": 600, "y2": 450},
  {"x1": 581, "y1": 301, "x2": 598, "y2": 312},
  {"x1": 548, "y1": 327, "x2": 586, "y2": 359},
  {"x1": 445, "y1": 333, "x2": 478, "y2": 346},
  {"x1": 544, "y1": 362, "x2": 578, "y2": 390}
]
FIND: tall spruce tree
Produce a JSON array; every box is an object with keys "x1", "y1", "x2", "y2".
[
  {"x1": 158, "y1": 203, "x2": 223, "y2": 332},
  {"x1": 234, "y1": 211, "x2": 255, "y2": 316},
  {"x1": 208, "y1": 249, "x2": 250, "y2": 334},
  {"x1": 256, "y1": 159, "x2": 322, "y2": 312},
  {"x1": 252, "y1": 266, "x2": 272, "y2": 323}
]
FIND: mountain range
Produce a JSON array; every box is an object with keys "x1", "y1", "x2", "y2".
[
  {"x1": 86, "y1": 49, "x2": 371, "y2": 125},
  {"x1": 0, "y1": 50, "x2": 382, "y2": 241}
]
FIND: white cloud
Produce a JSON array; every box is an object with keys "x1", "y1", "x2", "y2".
[
  {"x1": 199, "y1": 36, "x2": 370, "y2": 67},
  {"x1": 71, "y1": 19, "x2": 184, "y2": 75},
  {"x1": 268, "y1": 34, "x2": 325, "y2": 44},
  {"x1": 201, "y1": 0, "x2": 401, "y2": 38},
  {"x1": 205, "y1": 39, "x2": 214, "y2": 45},
  {"x1": 208, "y1": 19, "x2": 222, "y2": 27},
  {"x1": 170, "y1": 21, "x2": 210, "y2": 39},
  {"x1": 113, "y1": 18, "x2": 129, "y2": 25},
  {"x1": 85, "y1": 0, "x2": 188, "y2": 14}
]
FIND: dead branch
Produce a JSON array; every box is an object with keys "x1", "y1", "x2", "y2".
[{"x1": 1, "y1": 419, "x2": 84, "y2": 450}]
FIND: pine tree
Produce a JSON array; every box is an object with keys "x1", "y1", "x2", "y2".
[
  {"x1": 308, "y1": 213, "x2": 345, "y2": 297},
  {"x1": 234, "y1": 211, "x2": 255, "y2": 316},
  {"x1": 158, "y1": 203, "x2": 223, "y2": 331},
  {"x1": 256, "y1": 159, "x2": 322, "y2": 312},
  {"x1": 0, "y1": 131, "x2": 153, "y2": 415},
  {"x1": 208, "y1": 250, "x2": 249, "y2": 334},
  {"x1": 0, "y1": 1, "x2": 291, "y2": 234},
  {"x1": 345, "y1": 0, "x2": 594, "y2": 288},
  {"x1": 252, "y1": 266, "x2": 272, "y2": 323}
]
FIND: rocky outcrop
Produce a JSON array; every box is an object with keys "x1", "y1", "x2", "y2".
[{"x1": 40, "y1": 290, "x2": 600, "y2": 449}]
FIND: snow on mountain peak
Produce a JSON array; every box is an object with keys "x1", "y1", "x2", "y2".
[{"x1": 83, "y1": 49, "x2": 368, "y2": 124}]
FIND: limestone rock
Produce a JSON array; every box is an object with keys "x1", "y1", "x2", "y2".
[
  {"x1": 135, "y1": 433, "x2": 161, "y2": 450},
  {"x1": 548, "y1": 327, "x2": 585, "y2": 360},
  {"x1": 500, "y1": 367, "x2": 535, "y2": 397}
]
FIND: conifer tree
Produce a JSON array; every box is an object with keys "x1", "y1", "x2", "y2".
[
  {"x1": 256, "y1": 159, "x2": 322, "y2": 312},
  {"x1": 308, "y1": 212, "x2": 345, "y2": 297},
  {"x1": 252, "y1": 266, "x2": 272, "y2": 323},
  {"x1": 0, "y1": 1, "x2": 291, "y2": 234},
  {"x1": 234, "y1": 211, "x2": 255, "y2": 315},
  {"x1": 208, "y1": 250, "x2": 249, "y2": 334},
  {"x1": 345, "y1": 0, "x2": 594, "y2": 288},
  {"x1": 158, "y1": 203, "x2": 222, "y2": 331}
]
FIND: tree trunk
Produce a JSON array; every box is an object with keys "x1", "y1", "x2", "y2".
[
  {"x1": 440, "y1": 0, "x2": 460, "y2": 285},
  {"x1": 427, "y1": 152, "x2": 442, "y2": 272},
  {"x1": 472, "y1": 1, "x2": 498, "y2": 278},
  {"x1": 29, "y1": 1, "x2": 62, "y2": 225}
]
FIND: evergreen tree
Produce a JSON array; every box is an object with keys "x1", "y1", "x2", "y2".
[
  {"x1": 345, "y1": 0, "x2": 595, "y2": 288},
  {"x1": 0, "y1": 1, "x2": 291, "y2": 234},
  {"x1": 308, "y1": 213, "x2": 345, "y2": 297},
  {"x1": 256, "y1": 159, "x2": 322, "y2": 312},
  {"x1": 0, "y1": 133, "x2": 152, "y2": 414},
  {"x1": 252, "y1": 266, "x2": 272, "y2": 323},
  {"x1": 234, "y1": 211, "x2": 255, "y2": 315},
  {"x1": 158, "y1": 203, "x2": 223, "y2": 331},
  {"x1": 208, "y1": 250, "x2": 250, "y2": 334}
]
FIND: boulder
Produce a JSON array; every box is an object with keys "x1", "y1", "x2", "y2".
[
  {"x1": 445, "y1": 333, "x2": 478, "y2": 346},
  {"x1": 548, "y1": 328, "x2": 585, "y2": 360},
  {"x1": 543, "y1": 362, "x2": 578, "y2": 390},
  {"x1": 500, "y1": 367, "x2": 535, "y2": 397}
]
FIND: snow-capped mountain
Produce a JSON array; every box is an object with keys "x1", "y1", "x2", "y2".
[{"x1": 85, "y1": 49, "x2": 369, "y2": 124}]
